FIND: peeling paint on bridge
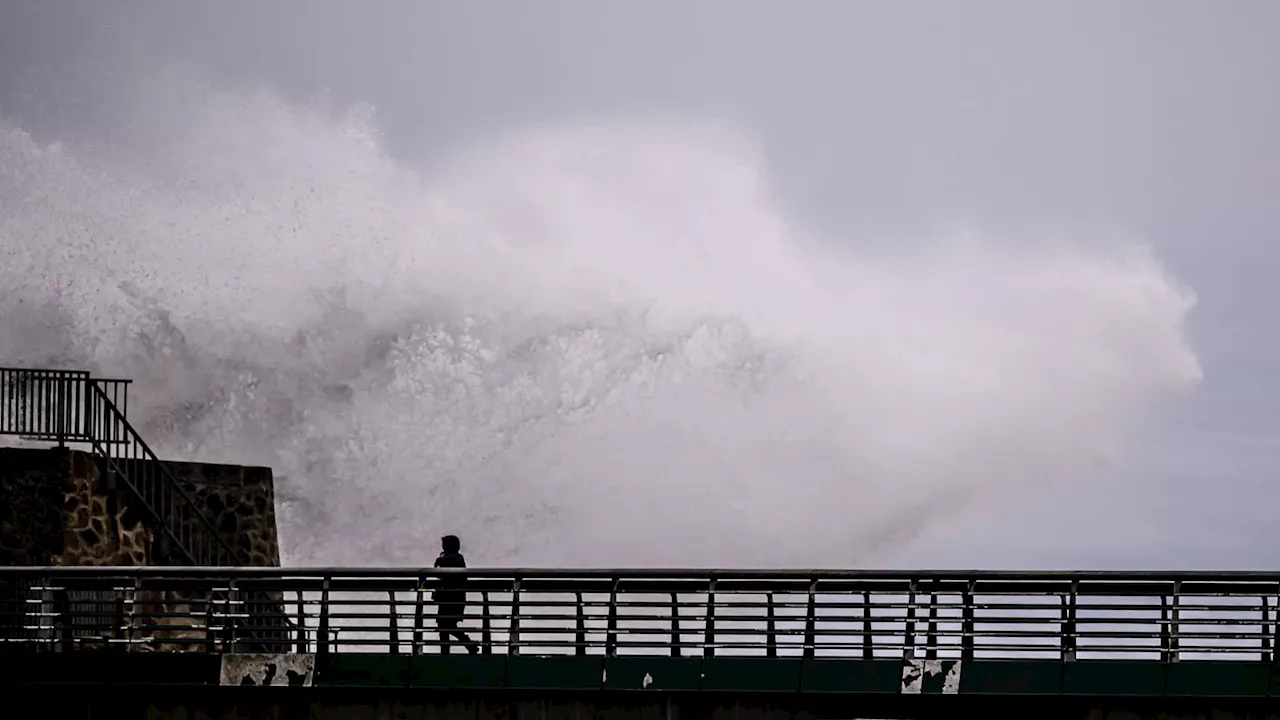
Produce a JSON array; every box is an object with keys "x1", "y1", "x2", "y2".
[
  {"x1": 900, "y1": 659, "x2": 962, "y2": 694},
  {"x1": 219, "y1": 653, "x2": 315, "y2": 687}
]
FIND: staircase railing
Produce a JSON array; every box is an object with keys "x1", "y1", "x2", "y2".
[{"x1": 1, "y1": 367, "x2": 243, "y2": 567}]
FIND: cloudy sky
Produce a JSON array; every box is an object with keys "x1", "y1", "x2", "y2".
[{"x1": 2, "y1": 1, "x2": 1278, "y2": 568}]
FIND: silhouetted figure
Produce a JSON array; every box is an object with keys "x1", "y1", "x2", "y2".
[{"x1": 434, "y1": 534, "x2": 479, "y2": 655}]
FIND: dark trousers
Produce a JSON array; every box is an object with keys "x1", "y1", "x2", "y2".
[{"x1": 437, "y1": 605, "x2": 478, "y2": 655}]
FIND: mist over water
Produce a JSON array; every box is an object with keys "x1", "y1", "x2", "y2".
[{"x1": 0, "y1": 80, "x2": 1201, "y2": 568}]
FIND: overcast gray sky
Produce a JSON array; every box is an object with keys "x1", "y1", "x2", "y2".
[{"x1": 2, "y1": 1, "x2": 1278, "y2": 568}]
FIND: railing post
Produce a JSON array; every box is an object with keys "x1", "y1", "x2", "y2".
[
  {"x1": 317, "y1": 577, "x2": 330, "y2": 657},
  {"x1": 481, "y1": 591, "x2": 492, "y2": 655},
  {"x1": 671, "y1": 592, "x2": 682, "y2": 658},
  {"x1": 83, "y1": 380, "x2": 95, "y2": 443},
  {"x1": 766, "y1": 592, "x2": 776, "y2": 659},
  {"x1": 575, "y1": 592, "x2": 586, "y2": 657},
  {"x1": 221, "y1": 579, "x2": 237, "y2": 653},
  {"x1": 1263, "y1": 595, "x2": 1272, "y2": 664},
  {"x1": 1271, "y1": 589, "x2": 1280, "y2": 664},
  {"x1": 37, "y1": 575, "x2": 55, "y2": 652},
  {"x1": 703, "y1": 579, "x2": 718, "y2": 659},
  {"x1": 1163, "y1": 581, "x2": 1181, "y2": 663},
  {"x1": 962, "y1": 581, "x2": 975, "y2": 661},
  {"x1": 605, "y1": 578, "x2": 619, "y2": 658},
  {"x1": 413, "y1": 575, "x2": 426, "y2": 656},
  {"x1": 1063, "y1": 581, "x2": 1078, "y2": 662},
  {"x1": 125, "y1": 575, "x2": 144, "y2": 652},
  {"x1": 924, "y1": 583, "x2": 938, "y2": 661},
  {"x1": 113, "y1": 585, "x2": 127, "y2": 643},
  {"x1": 904, "y1": 580, "x2": 917, "y2": 661},
  {"x1": 861, "y1": 590, "x2": 872, "y2": 660},
  {"x1": 388, "y1": 591, "x2": 400, "y2": 654},
  {"x1": 54, "y1": 374, "x2": 66, "y2": 447},
  {"x1": 295, "y1": 591, "x2": 307, "y2": 654},
  {"x1": 802, "y1": 579, "x2": 816, "y2": 660},
  {"x1": 509, "y1": 578, "x2": 522, "y2": 657}
]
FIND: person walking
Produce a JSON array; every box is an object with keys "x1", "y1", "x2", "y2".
[{"x1": 434, "y1": 534, "x2": 479, "y2": 655}]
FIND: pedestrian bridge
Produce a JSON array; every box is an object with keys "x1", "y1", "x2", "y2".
[{"x1": 5, "y1": 567, "x2": 1280, "y2": 718}]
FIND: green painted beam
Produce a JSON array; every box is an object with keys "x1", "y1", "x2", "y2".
[{"x1": 7, "y1": 653, "x2": 1280, "y2": 699}]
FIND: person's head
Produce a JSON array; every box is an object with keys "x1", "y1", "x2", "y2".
[{"x1": 441, "y1": 535, "x2": 461, "y2": 554}]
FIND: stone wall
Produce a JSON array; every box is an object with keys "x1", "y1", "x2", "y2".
[
  {"x1": 161, "y1": 460, "x2": 280, "y2": 568},
  {"x1": 0, "y1": 447, "x2": 281, "y2": 568},
  {"x1": 0, "y1": 447, "x2": 152, "y2": 566},
  {"x1": 0, "y1": 447, "x2": 67, "y2": 566},
  {"x1": 1, "y1": 447, "x2": 286, "y2": 651}
]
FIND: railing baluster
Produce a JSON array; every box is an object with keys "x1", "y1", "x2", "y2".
[
  {"x1": 509, "y1": 578, "x2": 522, "y2": 656},
  {"x1": 803, "y1": 579, "x2": 816, "y2": 660},
  {"x1": 862, "y1": 590, "x2": 872, "y2": 660},
  {"x1": 905, "y1": 580, "x2": 917, "y2": 661},
  {"x1": 413, "y1": 575, "x2": 426, "y2": 656},
  {"x1": 605, "y1": 579, "x2": 618, "y2": 658},
  {"x1": 317, "y1": 577, "x2": 331, "y2": 656},
  {"x1": 388, "y1": 591, "x2": 400, "y2": 654},
  {"x1": 576, "y1": 592, "x2": 587, "y2": 657},
  {"x1": 1063, "y1": 582, "x2": 1078, "y2": 662},
  {"x1": 704, "y1": 578, "x2": 718, "y2": 659},
  {"x1": 765, "y1": 591, "x2": 776, "y2": 659},
  {"x1": 924, "y1": 584, "x2": 937, "y2": 660},
  {"x1": 1262, "y1": 595, "x2": 1272, "y2": 663},
  {"x1": 226, "y1": 578, "x2": 239, "y2": 653},
  {"x1": 125, "y1": 575, "x2": 142, "y2": 652},
  {"x1": 206, "y1": 585, "x2": 218, "y2": 653},
  {"x1": 481, "y1": 591, "x2": 492, "y2": 655},
  {"x1": 962, "y1": 581, "x2": 975, "y2": 661},
  {"x1": 670, "y1": 591, "x2": 682, "y2": 658}
]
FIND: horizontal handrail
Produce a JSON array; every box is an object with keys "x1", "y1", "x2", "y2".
[
  {"x1": 5, "y1": 567, "x2": 1279, "y2": 582},
  {"x1": 3, "y1": 568, "x2": 1278, "y2": 661}
]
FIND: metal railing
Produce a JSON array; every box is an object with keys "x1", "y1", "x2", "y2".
[
  {"x1": 3, "y1": 568, "x2": 1279, "y2": 661},
  {"x1": 84, "y1": 385, "x2": 242, "y2": 567},
  {"x1": 0, "y1": 367, "x2": 242, "y2": 567},
  {"x1": 0, "y1": 368, "x2": 129, "y2": 445}
]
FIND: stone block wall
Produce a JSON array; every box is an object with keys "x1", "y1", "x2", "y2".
[
  {"x1": 0, "y1": 447, "x2": 68, "y2": 566},
  {"x1": 0, "y1": 447, "x2": 287, "y2": 651},
  {"x1": 0, "y1": 447, "x2": 281, "y2": 568},
  {"x1": 161, "y1": 460, "x2": 280, "y2": 568},
  {"x1": 0, "y1": 447, "x2": 152, "y2": 566}
]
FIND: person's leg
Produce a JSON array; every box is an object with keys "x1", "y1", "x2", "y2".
[
  {"x1": 450, "y1": 628, "x2": 478, "y2": 654},
  {"x1": 437, "y1": 616, "x2": 458, "y2": 655}
]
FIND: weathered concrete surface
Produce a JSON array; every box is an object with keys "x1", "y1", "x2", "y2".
[{"x1": 220, "y1": 653, "x2": 316, "y2": 687}]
